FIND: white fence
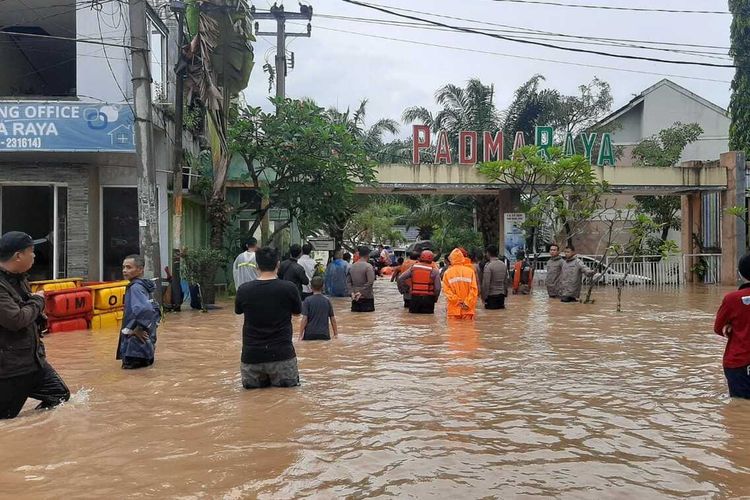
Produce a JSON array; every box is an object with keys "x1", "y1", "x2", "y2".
[
  {"x1": 531, "y1": 253, "x2": 723, "y2": 287},
  {"x1": 683, "y1": 253, "x2": 722, "y2": 285}
]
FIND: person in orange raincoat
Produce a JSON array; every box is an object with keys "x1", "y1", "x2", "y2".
[{"x1": 441, "y1": 248, "x2": 479, "y2": 319}]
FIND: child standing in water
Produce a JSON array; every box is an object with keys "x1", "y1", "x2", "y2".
[
  {"x1": 299, "y1": 276, "x2": 338, "y2": 341},
  {"x1": 713, "y1": 254, "x2": 750, "y2": 398}
]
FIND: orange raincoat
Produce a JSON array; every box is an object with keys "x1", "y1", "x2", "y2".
[{"x1": 441, "y1": 248, "x2": 479, "y2": 319}]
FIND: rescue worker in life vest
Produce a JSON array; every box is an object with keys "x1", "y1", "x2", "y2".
[
  {"x1": 0, "y1": 232, "x2": 70, "y2": 419},
  {"x1": 512, "y1": 251, "x2": 534, "y2": 295},
  {"x1": 397, "y1": 250, "x2": 441, "y2": 314}
]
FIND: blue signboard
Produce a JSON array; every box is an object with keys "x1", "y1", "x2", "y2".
[{"x1": 0, "y1": 102, "x2": 135, "y2": 152}]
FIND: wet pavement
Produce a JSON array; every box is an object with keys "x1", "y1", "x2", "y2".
[{"x1": 1, "y1": 281, "x2": 749, "y2": 498}]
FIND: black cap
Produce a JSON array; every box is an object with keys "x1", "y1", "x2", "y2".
[
  {"x1": 739, "y1": 253, "x2": 750, "y2": 281},
  {"x1": 0, "y1": 231, "x2": 46, "y2": 258}
]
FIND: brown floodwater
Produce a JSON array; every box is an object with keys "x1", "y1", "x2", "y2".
[{"x1": 1, "y1": 281, "x2": 749, "y2": 499}]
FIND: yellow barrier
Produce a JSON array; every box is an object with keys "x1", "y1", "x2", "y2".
[
  {"x1": 30, "y1": 278, "x2": 83, "y2": 293},
  {"x1": 90, "y1": 309, "x2": 124, "y2": 330},
  {"x1": 87, "y1": 281, "x2": 128, "y2": 311}
]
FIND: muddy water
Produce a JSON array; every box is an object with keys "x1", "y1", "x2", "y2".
[{"x1": 1, "y1": 281, "x2": 749, "y2": 499}]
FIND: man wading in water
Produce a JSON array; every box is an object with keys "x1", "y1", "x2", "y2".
[
  {"x1": 347, "y1": 245, "x2": 375, "y2": 312},
  {"x1": 236, "y1": 246, "x2": 302, "y2": 388},
  {"x1": 0, "y1": 232, "x2": 69, "y2": 418},
  {"x1": 117, "y1": 255, "x2": 160, "y2": 369},
  {"x1": 713, "y1": 253, "x2": 750, "y2": 398}
]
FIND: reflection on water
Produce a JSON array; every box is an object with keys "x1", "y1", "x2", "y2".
[{"x1": 2, "y1": 282, "x2": 750, "y2": 498}]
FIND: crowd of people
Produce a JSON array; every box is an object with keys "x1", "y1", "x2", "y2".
[{"x1": 2, "y1": 229, "x2": 749, "y2": 420}]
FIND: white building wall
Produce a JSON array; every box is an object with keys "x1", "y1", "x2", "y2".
[
  {"x1": 641, "y1": 84, "x2": 730, "y2": 163},
  {"x1": 76, "y1": 2, "x2": 132, "y2": 103},
  {"x1": 609, "y1": 101, "x2": 643, "y2": 145}
]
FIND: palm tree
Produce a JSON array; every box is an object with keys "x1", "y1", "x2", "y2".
[
  {"x1": 327, "y1": 99, "x2": 400, "y2": 162},
  {"x1": 502, "y1": 75, "x2": 560, "y2": 156},
  {"x1": 403, "y1": 79, "x2": 501, "y2": 246},
  {"x1": 401, "y1": 198, "x2": 451, "y2": 241}
]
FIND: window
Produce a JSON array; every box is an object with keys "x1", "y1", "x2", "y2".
[
  {"x1": 0, "y1": 0, "x2": 76, "y2": 97},
  {"x1": 0, "y1": 185, "x2": 67, "y2": 280},
  {"x1": 147, "y1": 14, "x2": 168, "y2": 102},
  {"x1": 239, "y1": 189, "x2": 262, "y2": 210}
]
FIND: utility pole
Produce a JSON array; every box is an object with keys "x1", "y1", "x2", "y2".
[
  {"x1": 252, "y1": 3, "x2": 312, "y2": 244},
  {"x1": 252, "y1": 4, "x2": 312, "y2": 102},
  {"x1": 129, "y1": 0, "x2": 162, "y2": 293},
  {"x1": 169, "y1": 0, "x2": 187, "y2": 310}
]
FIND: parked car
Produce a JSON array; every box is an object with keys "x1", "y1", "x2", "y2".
[{"x1": 529, "y1": 253, "x2": 652, "y2": 285}]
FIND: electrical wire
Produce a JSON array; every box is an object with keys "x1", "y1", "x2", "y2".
[
  {"x1": 315, "y1": 13, "x2": 732, "y2": 60},
  {"x1": 489, "y1": 0, "x2": 730, "y2": 15},
  {"x1": 340, "y1": 0, "x2": 735, "y2": 68},
  {"x1": 336, "y1": 2, "x2": 731, "y2": 51},
  {"x1": 0, "y1": 28, "x2": 138, "y2": 49},
  {"x1": 97, "y1": 7, "x2": 133, "y2": 113},
  {"x1": 294, "y1": 22, "x2": 731, "y2": 84}
]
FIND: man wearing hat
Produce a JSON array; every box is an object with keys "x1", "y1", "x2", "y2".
[
  {"x1": 0, "y1": 232, "x2": 70, "y2": 419},
  {"x1": 397, "y1": 250, "x2": 441, "y2": 314},
  {"x1": 713, "y1": 253, "x2": 750, "y2": 398}
]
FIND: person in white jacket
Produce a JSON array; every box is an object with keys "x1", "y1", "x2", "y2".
[{"x1": 233, "y1": 237, "x2": 259, "y2": 289}]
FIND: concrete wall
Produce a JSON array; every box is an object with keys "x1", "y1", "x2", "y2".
[{"x1": 368, "y1": 163, "x2": 728, "y2": 194}]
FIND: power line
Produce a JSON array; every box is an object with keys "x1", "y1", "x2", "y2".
[
  {"x1": 340, "y1": 2, "x2": 730, "y2": 51},
  {"x1": 489, "y1": 0, "x2": 730, "y2": 15},
  {"x1": 341, "y1": 0, "x2": 735, "y2": 68},
  {"x1": 316, "y1": 13, "x2": 731, "y2": 60},
  {"x1": 298, "y1": 22, "x2": 731, "y2": 84},
  {"x1": 0, "y1": 29, "x2": 138, "y2": 50}
]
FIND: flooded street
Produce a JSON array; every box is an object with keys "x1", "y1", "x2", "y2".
[{"x1": 1, "y1": 281, "x2": 749, "y2": 499}]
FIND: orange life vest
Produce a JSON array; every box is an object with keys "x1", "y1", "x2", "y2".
[
  {"x1": 411, "y1": 263, "x2": 435, "y2": 296},
  {"x1": 512, "y1": 259, "x2": 534, "y2": 291}
]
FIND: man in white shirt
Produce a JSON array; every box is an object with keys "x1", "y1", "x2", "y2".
[
  {"x1": 298, "y1": 242, "x2": 317, "y2": 300},
  {"x1": 233, "y1": 237, "x2": 259, "y2": 289}
]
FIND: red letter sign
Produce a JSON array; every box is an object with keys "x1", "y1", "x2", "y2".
[
  {"x1": 412, "y1": 125, "x2": 431, "y2": 164},
  {"x1": 434, "y1": 129, "x2": 452, "y2": 164},
  {"x1": 459, "y1": 131, "x2": 478, "y2": 165},
  {"x1": 483, "y1": 131, "x2": 503, "y2": 162}
]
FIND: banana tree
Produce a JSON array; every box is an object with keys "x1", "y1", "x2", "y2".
[{"x1": 184, "y1": 0, "x2": 254, "y2": 249}]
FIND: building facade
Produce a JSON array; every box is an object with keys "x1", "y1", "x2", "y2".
[{"x1": 0, "y1": 0, "x2": 203, "y2": 280}]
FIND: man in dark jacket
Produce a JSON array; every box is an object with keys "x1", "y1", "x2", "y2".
[
  {"x1": 278, "y1": 244, "x2": 309, "y2": 298},
  {"x1": 481, "y1": 245, "x2": 509, "y2": 309},
  {"x1": 546, "y1": 243, "x2": 564, "y2": 298},
  {"x1": 0, "y1": 232, "x2": 70, "y2": 419},
  {"x1": 117, "y1": 254, "x2": 160, "y2": 369},
  {"x1": 347, "y1": 245, "x2": 375, "y2": 312}
]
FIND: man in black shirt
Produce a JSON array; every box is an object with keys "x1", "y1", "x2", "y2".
[
  {"x1": 277, "y1": 243, "x2": 309, "y2": 298},
  {"x1": 235, "y1": 246, "x2": 302, "y2": 389}
]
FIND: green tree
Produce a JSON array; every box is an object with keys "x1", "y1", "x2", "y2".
[
  {"x1": 729, "y1": 0, "x2": 750, "y2": 153},
  {"x1": 632, "y1": 122, "x2": 703, "y2": 167},
  {"x1": 631, "y1": 122, "x2": 703, "y2": 252},
  {"x1": 479, "y1": 146, "x2": 607, "y2": 257},
  {"x1": 229, "y1": 98, "x2": 376, "y2": 243},
  {"x1": 343, "y1": 201, "x2": 408, "y2": 248},
  {"x1": 549, "y1": 77, "x2": 613, "y2": 136}
]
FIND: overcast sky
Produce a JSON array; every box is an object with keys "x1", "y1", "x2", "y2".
[{"x1": 243, "y1": 0, "x2": 732, "y2": 138}]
